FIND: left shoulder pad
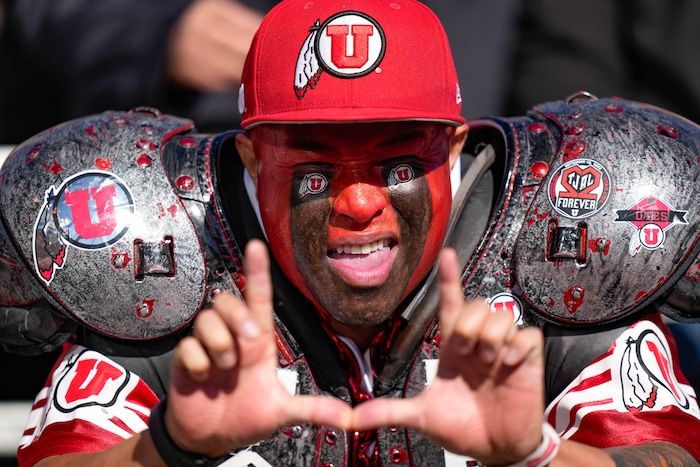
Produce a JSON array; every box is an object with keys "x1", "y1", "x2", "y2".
[
  {"x1": 0, "y1": 108, "x2": 207, "y2": 340},
  {"x1": 463, "y1": 94, "x2": 700, "y2": 326}
]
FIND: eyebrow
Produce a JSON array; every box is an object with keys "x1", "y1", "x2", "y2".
[
  {"x1": 285, "y1": 137, "x2": 336, "y2": 152},
  {"x1": 380, "y1": 129, "x2": 429, "y2": 147}
]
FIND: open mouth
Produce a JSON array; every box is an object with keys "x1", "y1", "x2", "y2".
[
  {"x1": 328, "y1": 238, "x2": 397, "y2": 287},
  {"x1": 333, "y1": 238, "x2": 391, "y2": 255}
]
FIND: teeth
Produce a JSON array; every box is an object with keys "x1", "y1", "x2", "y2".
[{"x1": 336, "y1": 239, "x2": 390, "y2": 255}]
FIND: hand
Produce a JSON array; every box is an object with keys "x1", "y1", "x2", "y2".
[
  {"x1": 167, "y1": 0, "x2": 263, "y2": 92},
  {"x1": 165, "y1": 239, "x2": 353, "y2": 457},
  {"x1": 351, "y1": 248, "x2": 546, "y2": 466}
]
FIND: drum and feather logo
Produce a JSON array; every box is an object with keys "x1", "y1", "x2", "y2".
[
  {"x1": 294, "y1": 11, "x2": 386, "y2": 98},
  {"x1": 33, "y1": 171, "x2": 134, "y2": 283},
  {"x1": 614, "y1": 195, "x2": 688, "y2": 254}
]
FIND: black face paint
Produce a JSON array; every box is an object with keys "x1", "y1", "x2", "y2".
[{"x1": 289, "y1": 157, "x2": 432, "y2": 326}]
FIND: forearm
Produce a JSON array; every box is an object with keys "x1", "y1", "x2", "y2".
[
  {"x1": 550, "y1": 439, "x2": 698, "y2": 467},
  {"x1": 32, "y1": 431, "x2": 166, "y2": 467},
  {"x1": 607, "y1": 441, "x2": 700, "y2": 467}
]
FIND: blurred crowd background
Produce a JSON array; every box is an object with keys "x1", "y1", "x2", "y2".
[
  {"x1": 1, "y1": 0, "x2": 699, "y2": 464},
  {"x1": 3, "y1": 0, "x2": 700, "y2": 145}
]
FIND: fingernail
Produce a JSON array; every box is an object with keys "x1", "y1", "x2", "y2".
[
  {"x1": 480, "y1": 345, "x2": 495, "y2": 363},
  {"x1": 455, "y1": 337, "x2": 472, "y2": 355},
  {"x1": 503, "y1": 346, "x2": 521, "y2": 365},
  {"x1": 241, "y1": 319, "x2": 261, "y2": 338},
  {"x1": 218, "y1": 351, "x2": 235, "y2": 369}
]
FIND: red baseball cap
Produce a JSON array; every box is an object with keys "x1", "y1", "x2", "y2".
[{"x1": 238, "y1": 0, "x2": 466, "y2": 129}]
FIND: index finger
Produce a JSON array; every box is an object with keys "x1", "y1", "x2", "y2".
[
  {"x1": 209, "y1": 238, "x2": 274, "y2": 344},
  {"x1": 437, "y1": 248, "x2": 491, "y2": 359},
  {"x1": 436, "y1": 248, "x2": 467, "y2": 335},
  {"x1": 239, "y1": 238, "x2": 274, "y2": 334}
]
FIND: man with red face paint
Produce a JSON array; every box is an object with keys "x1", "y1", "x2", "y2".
[
  {"x1": 242, "y1": 122, "x2": 454, "y2": 339},
  {"x1": 6, "y1": 0, "x2": 700, "y2": 466}
]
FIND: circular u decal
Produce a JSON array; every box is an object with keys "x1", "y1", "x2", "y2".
[
  {"x1": 316, "y1": 11, "x2": 386, "y2": 78},
  {"x1": 52, "y1": 171, "x2": 135, "y2": 249}
]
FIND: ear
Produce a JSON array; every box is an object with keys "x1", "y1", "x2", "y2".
[
  {"x1": 235, "y1": 132, "x2": 259, "y2": 187},
  {"x1": 448, "y1": 123, "x2": 469, "y2": 170}
]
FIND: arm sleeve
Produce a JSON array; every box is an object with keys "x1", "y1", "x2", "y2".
[
  {"x1": 16, "y1": 343, "x2": 161, "y2": 466},
  {"x1": 543, "y1": 312, "x2": 700, "y2": 460}
]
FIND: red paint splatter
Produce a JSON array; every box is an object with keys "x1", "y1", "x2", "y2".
[
  {"x1": 566, "y1": 123, "x2": 586, "y2": 135},
  {"x1": 605, "y1": 103, "x2": 624, "y2": 113},
  {"x1": 96, "y1": 158, "x2": 112, "y2": 169},
  {"x1": 563, "y1": 139, "x2": 586, "y2": 161},
  {"x1": 136, "y1": 153, "x2": 152, "y2": 168},
  {"x1": 563, "y1": 287, "x2": 584, "y2": 314},
  {"x1": 657, "y1": 125, "x2": 678, "y2": 140},
  {"x1": 136, "y1": 139, "x2": 157, "y2": 150},
  {"x1": 587, "y1": 238, "x2": 611, "y2": 256},
  {"x1": 156, "y1": 203, "x2": 178, "y2": 219},
  {"x1": 25, "y1": 144, "x2": 43, "y2": 163},
  {"x1": 40, "y1": 161, "x2": 64, "y2": 174},
  {"x1": 526, "y1": 207, "x2": 551, "y2": 228}
]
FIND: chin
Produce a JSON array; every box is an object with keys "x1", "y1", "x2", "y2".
[{"x1": 329, "y1": 306, "x2": 395, "y2": 328}]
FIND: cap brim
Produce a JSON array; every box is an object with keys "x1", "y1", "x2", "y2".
[{"x1": 242, "y1": 109, "x2": 466, "y2": 129}]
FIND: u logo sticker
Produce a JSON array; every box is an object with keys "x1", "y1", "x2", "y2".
[
  {"x1": 294, "y1": 11, "x2": 386, "y2": 98},
  {"x1": 33, "y1": 171, "x2": 134, "y2": 283},
  {"x1": 316, "y1": 11, "x2": 385, "y2": 77},
  {"x1": 51, "y1": 172, "x2": 134, "y2": 249}
]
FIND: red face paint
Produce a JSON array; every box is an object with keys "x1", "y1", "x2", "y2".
[{"x1": 251, "y1": 122, "x2": 452, "y2": 327}]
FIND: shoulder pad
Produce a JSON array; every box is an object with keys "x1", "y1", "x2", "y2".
[
  {"x1": 463, "y1": 95, "x2": 700, "y2": 326},
  {"x1": 0, "y1": 108, "x2": 215, "y2": 340}
]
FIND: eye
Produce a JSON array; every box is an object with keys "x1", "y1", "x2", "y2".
[
  {"x1": 386, "y1": 162, "x2": 416, "y2": 187},
  {"x1": 297, "y1": 172, "x2": 329, "y2": 198}
]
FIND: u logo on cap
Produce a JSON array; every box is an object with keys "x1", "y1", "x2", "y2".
[
  {"x1": 317, "y1": 11, "x2": 386, "y2": 77},
  {"x1": 294, "y1": 11, "x2": 386, "y2": 98}
]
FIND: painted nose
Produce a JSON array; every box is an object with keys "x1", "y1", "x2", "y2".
[{"x1": 333, "y1": 182, "x2": 387, "y2": 223}]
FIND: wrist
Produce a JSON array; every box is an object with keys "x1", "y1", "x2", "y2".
[
  {"x1": 503, "y1": 422, "x2": 561, "y2": 467},
  {"x1": 149, "y1": 398, "x2": 227, "y2": 467}
]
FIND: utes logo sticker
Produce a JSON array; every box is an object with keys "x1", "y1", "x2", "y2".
[
  {"x1": 295, "y1": 11, "x2": 386, "y2": 98},
  {"x1": 388, "y1": 164, "x2": 415, "y2": 186},
  {"x1": 614, "y1": 195, "x2": 688, "y2": 254},
  {"x1": 33, "y1": 171, "x2": 134, "y2": 283},
  {"x1": 547, "y1": 158, "x2": 610, "y2": 219},
  {"x1": 298, "y1": 173, "x2": 328, "y2": 197},
  {"x1": 488, "y1": 293, "x2": 523, "y2": 325}
]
